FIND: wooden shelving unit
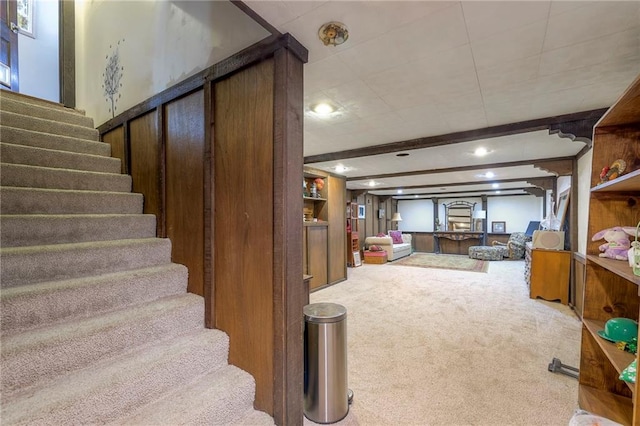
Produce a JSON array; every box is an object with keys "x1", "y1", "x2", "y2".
[
  {"x1": 302, "y1": 168, "x2": 347, "y2": 290},
  {"x1": 578, "y1": 73, "x2": 640, "y2": 425},
  {"x1": 346, "y1": 201, "x2": 360, "y2": 267}
]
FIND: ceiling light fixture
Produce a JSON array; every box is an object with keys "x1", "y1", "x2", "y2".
[
  {"x1": 397, "y1": 189, "x2": 403, "y2": 194},
  {"x1": 492, "y1": 183, "x2": 499, "y2": 188},
  {"x1": 312, "y1": 103, "x2": 335, "y2": 115},
  {"x1": 368, "y1": 180, "x2": 376, "y2": 187},
  {"x1": 318, "y1": 21, "x2": 349, "y2": 47},
  {"x1": 474, "y1": 147, "x2": 488, "y2": 156},
  {"x1": 485, "y1": 171, "x2": 495, "y2": 178},
  {"x1": 334, "y1": 164, "x2": 347, "y2": 173}
]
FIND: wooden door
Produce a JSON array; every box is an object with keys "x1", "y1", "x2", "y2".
[{"x1": 0, "y1": 0, "x2": 18, "y2": 90}]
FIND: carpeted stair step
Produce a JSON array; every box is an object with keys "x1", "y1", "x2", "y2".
[
  {"x1": 0, "y1": 214, "x2": 156, "y2": 247},
  {"x1": 1, "y1": 263, "x2": 187, "y2": 334},
  {"x1": 0, "y1": 126, "x2": 110, "y2": 156},
  {"x1": 0, "y1": 96, "x2": 94, "y2": 128},
  {"x1": 1, "y1": 110, "x2": 99, "y2": 141},
  {"x1": 1, "y1": 293, "x2": 205, "y2": 398},
  {"x1": 0, "y1": 163, "x2": 131, "y2": 192},
  {"x1": 1, "y1": 142, "x2": 119, "y2": 172},
  {"x1": 0, "y1": 238, "x2": 172, "y2": 288},
  {"x1": 0, "y1": 187, "x2": 142, "y2": 215},
  {"x1": 1, "y1": 328, "x2": 229, "y2": 425},
  {"x1": 113, "y1": 365, "x2": 269, "y2": 425},
  {"x1": 0, "y1": 90, "x2": 87, "y2": 116}
]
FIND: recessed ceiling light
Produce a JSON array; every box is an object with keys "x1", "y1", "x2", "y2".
[
  {"x1": 492, "y1": 183, "x2": 499, "y2": 188},
  {"x1": 334, "y1": 164, "x2": 348, "y2": 173},
  {"x1": 485, "y1": 171, "x2": 495, "y2": 178},
  {"x1": 312, "y1": 103, "x2": 335, "y2": 115},
  {"x1": 495, "y1": 190, "x2": 501, "y2": 194},
  {"x1": 474, "y1": 147, "x2": 488, "y2": 156},
  {"x1": 397, "y1": 189, "x2": 403, "y2": 194},
  {"x1": 368, "y1": 180, "x2": 376, "y2": 187},
  {"x1": 396, "y1": 153, "x2": 410, "y2": 157}
]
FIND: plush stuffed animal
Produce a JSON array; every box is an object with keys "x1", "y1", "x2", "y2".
[{"x1": 592, "y1": 227, "x2": 636, "y2": 260}]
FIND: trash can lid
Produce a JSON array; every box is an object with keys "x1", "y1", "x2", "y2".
[{"x1": 304, "y1": 302, "x2": 347, "y2": 323}]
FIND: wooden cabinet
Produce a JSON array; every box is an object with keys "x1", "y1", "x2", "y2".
[
  {"x1": 304, "y1": 224, "x2": 328, "y2": 290},
  {"x1": 525, "y1": 242, "x2": 570, "y2": 305},
  {"x1": 303, "y1": 168, "x2": 347, "y2": 290},
  {"x1": 578, "y1": 74, "x2": 640, "y2": 425}
]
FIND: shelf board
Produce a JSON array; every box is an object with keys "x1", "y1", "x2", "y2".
[
  {"x1": 303, "y1": 220, "x2": 328, "y2": 227},
  {"x1": 591, "y1": 169, "x2": 640, "y2": 193},
  {"x1": 583, "y1": 319, "x2": 636, "y2": 388},
  {"x1": 579, "y1": 384, "x2": 633, "y2": 426},
  {"x1": 303, "y1": 196, "x2": 327, "y2": 201},
  {"x1": 587, "y1": 255, "x2": 640, "y2": 286}
]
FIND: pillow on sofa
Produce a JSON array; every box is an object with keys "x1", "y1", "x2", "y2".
[
  {"x1": 376, "y1": 232, "x2": 386, "y2": 237},
  {"x1": 389, "y1": 230, "x2": 403, "y2": 244},
  {"x1": 369, "y1": 245, "x2": 383, "y2": 252}
]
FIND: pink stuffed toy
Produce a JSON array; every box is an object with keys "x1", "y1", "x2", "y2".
[{"x1": 592, "y1": 226, "x2": 636, "y2": 260}]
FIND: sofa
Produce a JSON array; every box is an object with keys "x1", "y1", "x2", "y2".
[{"x1": 364, "y1": 231, "x2": 412, "y2": 261}]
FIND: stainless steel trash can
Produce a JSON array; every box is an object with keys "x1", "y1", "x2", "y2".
[{"x1": 303, "y1": 302, "x2": 349, "y2": 424}]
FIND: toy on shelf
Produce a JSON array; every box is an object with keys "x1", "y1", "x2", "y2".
[
  {"x1": 592, "y1": 226, "x2": 637, "y2": 260},
  {"x1": 629, "y1": 221, "x2": 640, "y2": 276},
  {"x1": 599, "y1": 159, "x2": 626, "y2": 184}
]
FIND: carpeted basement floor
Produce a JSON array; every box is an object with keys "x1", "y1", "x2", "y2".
[{"x1": 305, "y1": 257, "x2": 582, "y2": 426}]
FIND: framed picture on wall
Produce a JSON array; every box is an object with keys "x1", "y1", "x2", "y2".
[
  {"x1": 358, "y1": 205, "x2": 365, "y2": 219},
  {"x1": 492, "y1": 221, "x2": 506, "y2": 233},
  {"x1": 17, "y1": 0, "x2": 35, "y2": 38},
  {"x1": 378, "y1": 208, "x2": 385, "y2": 219}
]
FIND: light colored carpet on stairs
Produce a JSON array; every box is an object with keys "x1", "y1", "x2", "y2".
[{"x1": 305, "y1": 259, "x2": 581, "y2": 426}]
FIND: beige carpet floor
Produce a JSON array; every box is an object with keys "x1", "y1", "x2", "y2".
[{"x1": 305, "y1": 258, "x2": 581, "y2": 426}]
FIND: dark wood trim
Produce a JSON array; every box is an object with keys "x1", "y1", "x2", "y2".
[
  {"x1": 304, "y1": 108, "x2": 608, "y2": 164},
  {"x1": 231, "y1": 0, "x2": 281, "y2": 37},
  {"x1": 366, "y1": 176, "x2": 555, "y2": 192},
  {"x1": 157, "y1": 107, "x2": 166, "y2": 238},
  {"x1": 272, "y1": 46, "x2": 305, "y2": 426},
  {"x1": 345, "y1": 156, "x2": 574, "y2": 181},
  {"x1": 59, "y1": 0, "x2": 75, "y2": 108},
  {"x1": 395, "y1": 191, "x2": 534, "y2": 199},
  {"x1": 203, "y1": 81, "x2": 214, "y2": 329},
  {"x1": 98, "y1": 33, "x2": 307, "y2": 133}
]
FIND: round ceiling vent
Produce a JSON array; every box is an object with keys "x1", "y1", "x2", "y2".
[{"x1": 318, "y1": 22, "x2": 349, "y2": 46}]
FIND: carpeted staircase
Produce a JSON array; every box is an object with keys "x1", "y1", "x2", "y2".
[{"x1": 0, "y1": 90, "x2": 274, "y2": 425}]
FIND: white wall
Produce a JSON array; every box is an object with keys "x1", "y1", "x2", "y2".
[
  {"x1": 577, "y1": 150, "x2": 593, "y2": 254},
  {"x1": 75, "y1": 0, "x2": 269, "y2": 126},
  {"x1": 18, "y1": 0, "x2": 59, "y2": 102},
  {"x1": 397, "y1": 195, "x2": 543, "y2": 233}
]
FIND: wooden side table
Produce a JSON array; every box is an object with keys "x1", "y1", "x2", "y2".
[
  {"x1": 526, "y1": 244, "x2": 570, "y2": 305},
  {"x1": 363, "y1": 250, "x2": 387, "y2": 264}
]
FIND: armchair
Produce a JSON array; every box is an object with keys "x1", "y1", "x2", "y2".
[{"x1": 492, "y1": 232, "x2": 530, "y2": 259}]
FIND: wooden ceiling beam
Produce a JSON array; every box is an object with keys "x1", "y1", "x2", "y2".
[
  {"x1": 345, "y1": 156, "x2": 573, "y2": 181},
  {"x1": 532, "y1": 159, "x2": 573, "y2": 176},
  {"x1": 304, "y1": 108, "x2": 607, "y2": 164},
  {"x1": 356, "y1": 176, "x2": 550, "y2": 192},
  {"x1": 370, "y1": 187, "x2": 536, "y2": 198}
]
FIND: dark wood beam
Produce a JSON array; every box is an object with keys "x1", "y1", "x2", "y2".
[
  {"x1": 304, "y1": 108, "x2": 607, "y2": 164},
  {"x1": 231, "y1": 1, "x2": 281, "y2": 37},
  {"x1": 524, "y1": 187, "x2": 545, "y2": 197},
  {"x1": 359, "y1": 176, "x2": 549, "y2": 192},
  {"x1": 346, "y1": 156, "x2": 573, "y2": 181},
  {"x1": 532, "y1": 159, "x2": 573, "y2": 176},
  {"x1": 388, "y1": 189, "x2": 533, "y2": 198}
]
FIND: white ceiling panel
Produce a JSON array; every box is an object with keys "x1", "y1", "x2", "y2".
[{"x1": 244, "y1": 1, "x2": 640, "y2": 197}]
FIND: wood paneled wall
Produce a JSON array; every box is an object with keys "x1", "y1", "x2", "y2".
[
  {"x1": 165, "y1": 92, "x2": 205, "y2": 295},
  {"x1": 327, "y1": 175, "x2": 346, "y2": 284},
  {"x1": 347, "y1": 192, "x2": 396, "y2": 246},
  {"x1": 98, "y1": 34, "x2": 308, "y2": 424},
  {"x1": 102, "y1": 91, "x2": 206, "y2": 296},
  {"x1": 214, "y1": 60, "x2": 275, "y2": 413}
]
